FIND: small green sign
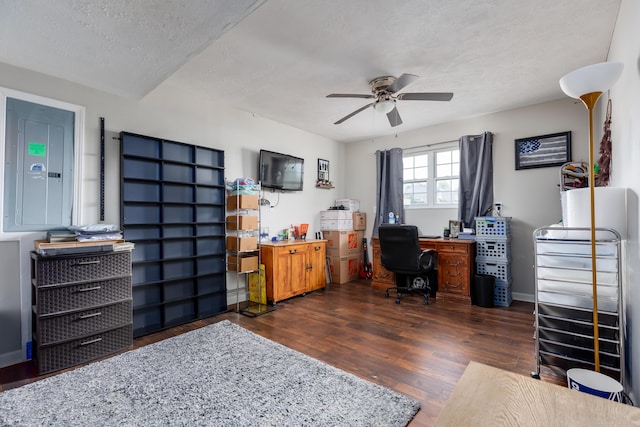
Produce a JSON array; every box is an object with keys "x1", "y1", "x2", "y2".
[{"x1": 28, "y1": 142, "x2": 46, "y2": 157}]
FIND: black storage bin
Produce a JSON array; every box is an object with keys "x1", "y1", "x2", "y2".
[{"x1": 473, "y1": 274, "x2": 495, "y2": 307}]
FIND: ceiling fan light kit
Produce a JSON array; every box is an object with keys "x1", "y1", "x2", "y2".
[
  {"x1": 373, "y1": 97, "x2": 395, "y2": 114},
  {"x1": 327, "y1": 73, "x2": 453, "y2": 127}
]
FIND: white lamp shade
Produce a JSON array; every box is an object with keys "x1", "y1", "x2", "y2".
[
  {"x1": 559, "y1": 62, "x2": 623, "y2": 99},
  {"x1": 374, "y1": 98, "x2": 395, "y2": 114}
]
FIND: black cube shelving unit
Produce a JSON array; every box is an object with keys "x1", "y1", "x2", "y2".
[{"x1": 120, "y1": 132, "x2": 227, "y2": 337}]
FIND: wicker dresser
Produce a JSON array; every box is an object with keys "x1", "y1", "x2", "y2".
[{"x1": 31, "y1": 250, "x2": 133, "y2": 374}]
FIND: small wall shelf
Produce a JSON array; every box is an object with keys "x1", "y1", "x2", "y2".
[{"x1": 316, "y1": 181, "x2": 334, "y2": 189}]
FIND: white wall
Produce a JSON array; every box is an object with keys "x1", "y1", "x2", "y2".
[
  {"x1": 344, "y1": 98, "x2": 588, "y2": 301},
  {"x1": 0, "y1": 62, "x2": 344, "y2": 366},
  {"x1": 607, "y1": 0, "x2": 640, "y2": 404}
]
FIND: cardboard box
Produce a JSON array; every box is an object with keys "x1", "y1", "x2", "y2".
[
  {"x1": 329, "y1": 254, "x2": 362, "y2": 284},
  {"x1": 248, "y1": 264, "x2": 267, "y2": 304},
  {"x1": 321, "y1": 210, "x2": 353, "y2": 220},
  {"x1": 335, "y1": 199, "x2": 360, "y2": 211},
  {"x1": 226, "y1": 236, "x2": 258, "y2": 251},
  {"x1": 320, "y1": 219, "x2": 353, "y2": 230},
  {"x1": 323, "y1": 230, "x2": 364, "y2": 257},
  {"x1": 226, "y1": 215, "x2": 258, "y2": 230},
  {"x1": 227, "y1": 194, "x2": 259, "y2": 209},
  {"x1": 352, "y1": 212, "x2": 366, "y2": 231},
  {"x1": 227, "y1": 254, "x2": 259, "y2": 272}
]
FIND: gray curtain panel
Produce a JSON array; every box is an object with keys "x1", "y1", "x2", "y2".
[
  {"x1": 458, "y1": 132, "x2": 494, "y2": 228},
  {"x1": 373, "y1": 148, "x2": 404, "y2": 236}
]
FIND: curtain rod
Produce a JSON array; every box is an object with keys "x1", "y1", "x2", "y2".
[
  {"x1": 405, "y1": 132, "x2": 491, "y2": 151},
  {"x1": 375, "y1": 132, "x2": 491, "y2": 153}
]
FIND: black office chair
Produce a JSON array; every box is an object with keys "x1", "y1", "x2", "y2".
[{"x1": 378, "y1": 224, "x2": 436, "y2": 304}]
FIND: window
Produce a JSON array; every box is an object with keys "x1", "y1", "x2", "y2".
[{"x1": 403, "y1": 144, "x2": 459, "y2": 208}]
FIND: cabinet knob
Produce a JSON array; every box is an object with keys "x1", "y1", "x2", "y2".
[{"x1": 289, "y1": 249, "x2": 297, "y2": 254}]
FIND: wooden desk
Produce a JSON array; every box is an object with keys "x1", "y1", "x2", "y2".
[
  {"x1": 371, "y1": 237, "x2": 475, "y2": 304},
  {"x1": 434, "y1": 361, "x2": 640, "y2": 426}
]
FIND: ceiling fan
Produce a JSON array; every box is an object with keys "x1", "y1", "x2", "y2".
[{"x1": 326, "y1": 73, "x2": 453, "y2": 127}]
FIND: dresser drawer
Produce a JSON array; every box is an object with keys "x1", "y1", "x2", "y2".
[
  {"x1": 440, "y1": 277, "x2": 468, "y2": 294},
  {"x1": 36, "y1": 324, "x2": 133, "y2": 374},
  {"x1": 37, "y1": 300, "x2": 133, "y2": 345},
  {"x1": 33, "y1": 252, "x2": 132, "y2": 286},
  {"x1": 36, "y1": 277, "x2": 132, "y2": 315}
]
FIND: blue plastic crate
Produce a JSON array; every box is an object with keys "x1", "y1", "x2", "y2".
[
  {"x1": 475, "y1": 216, "x2": 511, "y2": 238},
  {"x1": 494, "y1": 282, "x2": 512, "y2": 307},
  {"x1": 475, "y1": 258, "x2": 512, "y2": 283},
  {"x1": 475, "y1": 238, "x2": 511, "y2": 260}
]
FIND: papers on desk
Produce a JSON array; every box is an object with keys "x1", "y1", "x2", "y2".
[{"x1": 457, "y1": 228, "x2": 476, "y2": 240}]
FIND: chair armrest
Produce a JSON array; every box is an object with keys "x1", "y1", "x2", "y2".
[{"x1": 418, "y1": 249, "x2": 436, "y2": 272}]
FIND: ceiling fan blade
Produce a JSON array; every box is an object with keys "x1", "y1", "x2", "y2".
[
  {"x1": 397, "y1": 92, "x2": 454, "y2": 101},
  {"x1": 327, "y1": 93, "x2": 375, "y2": 99},
  {"x1": 334, "y1": 102, "x2": 374, "y2": 125},
  {"x1": 387, "y1": 73, "x2": 419, "y2": 93},
  {"x1": 387, "y1": 107, "x2": 403, "y2": 127}
]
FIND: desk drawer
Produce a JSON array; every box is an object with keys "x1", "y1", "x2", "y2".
[
  {"x1": 436, "y1": 242, "x2": 469, "y2": 254},
  {"x1": 33, "y1": 252, "x2": 132, "y2": 286},
  {"x1": 36, "y1": 277, "x2": 132, "y2": 315},
  {"x1": 36, "y1": 324, "x2": 132, "y2": 374},
  {"x1": 37, "y1": 300, "x2": 132, "y2": 344}
]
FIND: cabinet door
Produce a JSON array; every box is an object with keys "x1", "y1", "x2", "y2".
[
  {"x1": 307, "y1": 242, "x2": 326, "y2": 291},
  {"x1": 273, "y1": 245, "x2": 307, "y2": 301}
]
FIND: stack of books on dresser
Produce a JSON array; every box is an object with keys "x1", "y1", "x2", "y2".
[{"x1": 35, "y1": 224, "x2": 133, "y2": 256}]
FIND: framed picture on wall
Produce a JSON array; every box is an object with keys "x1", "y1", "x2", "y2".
[
  {"x1": 317, "y1": 158, "x2": 329, "y2": 181},
  {"x1": 515, "y1": 131, "x2": 571, "y2": 170}
]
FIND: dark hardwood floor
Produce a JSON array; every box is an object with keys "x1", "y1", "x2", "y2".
[{"x1": 0, "y1": 279, "x2": 565, "y2": 426}]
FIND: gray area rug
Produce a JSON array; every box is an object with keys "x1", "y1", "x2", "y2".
[{"x1": 0, "y1": 320, "x2": 420, "y2": 426}]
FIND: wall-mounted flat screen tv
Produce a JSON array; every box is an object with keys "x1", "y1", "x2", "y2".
[{"x1": 259, "y1": 149, "x2": 304, "y2": 191}]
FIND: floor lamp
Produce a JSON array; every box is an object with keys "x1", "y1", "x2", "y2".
[{"x1": 559, "y1": 62, "x2": 623, "y2": 372}]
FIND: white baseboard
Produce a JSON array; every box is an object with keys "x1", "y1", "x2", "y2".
[
  {"x1": 512, "y1": 292, "x2": 534, "y2": 303},
  {"x1": 0, "y1": 349, "x2": 24, "y2": 369}
]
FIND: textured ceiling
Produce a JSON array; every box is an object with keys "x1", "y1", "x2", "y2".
[
  {"x1": 0, "y1": 0, "x2": 621, "y2": 142},
  {"x1": 0, "y1": 0, "x2": 266, "y2": 97}
]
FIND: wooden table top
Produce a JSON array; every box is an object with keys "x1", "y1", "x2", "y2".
[{"x1": 434, "y1": 361, "x2": 640, "y2": 427}]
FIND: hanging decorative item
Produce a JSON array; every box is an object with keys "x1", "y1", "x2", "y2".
[
  {"x1": 595, "y1": 99, "x2": 612, "y2": 187},
  {"x1": 316, "y1": 158, "x2": 334, "y2": 188}
]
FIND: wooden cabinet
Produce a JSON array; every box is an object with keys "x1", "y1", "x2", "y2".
[
  {"x1": 371, "y1": 237, "x2": 475, "y2": 304},
  {"x1": 260, "y1": 240, "x2": 327, "y2": 303}
]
